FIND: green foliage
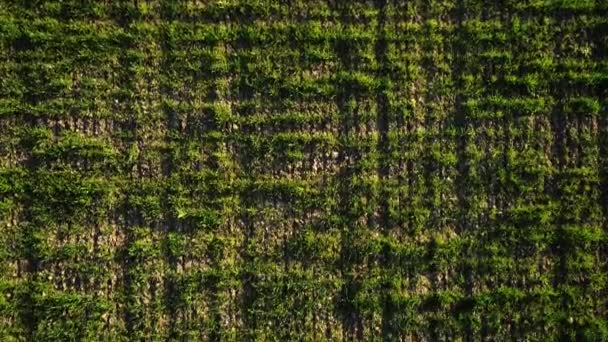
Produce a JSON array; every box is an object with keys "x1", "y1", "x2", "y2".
[{"x1": 0, "y1": 1, "x2": 605, "y2": 341}]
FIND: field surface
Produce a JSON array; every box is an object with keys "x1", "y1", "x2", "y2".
[{"x1": 0, "y1": 1, "x2": 607, "y2": 340}]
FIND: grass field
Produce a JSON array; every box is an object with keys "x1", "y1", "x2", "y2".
[{"x1": 0, "y1": 0, "x2": 607, "y2": 340}]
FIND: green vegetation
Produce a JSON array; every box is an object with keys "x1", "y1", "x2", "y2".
[{"x1": 0, "y1": 0, "x2": 607, "y2": 340}]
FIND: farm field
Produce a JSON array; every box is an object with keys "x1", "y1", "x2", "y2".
[{"x1": 0, "y1": 0, "x2": 607, "y2": 340}]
